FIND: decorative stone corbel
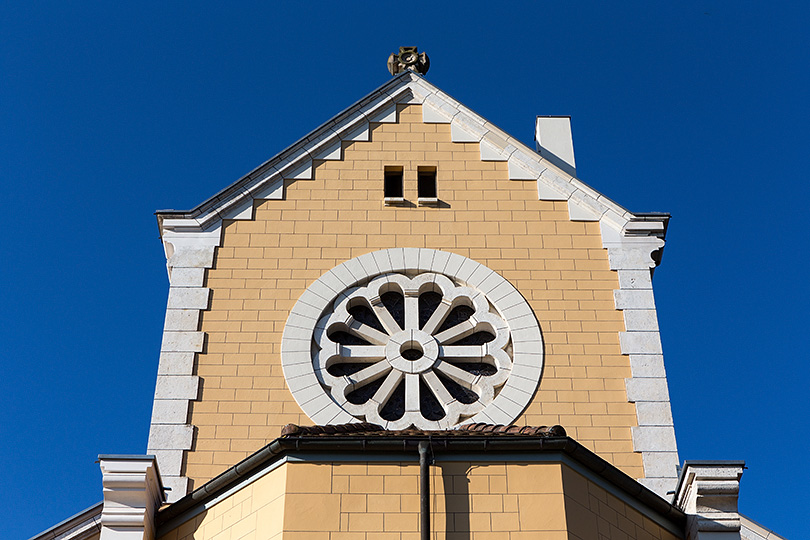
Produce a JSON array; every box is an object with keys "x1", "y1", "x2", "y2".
[
  {"x1": 99, "y1": 455, "x2": 164, "y2": 540},
  {"x1": 673, "y1": 461, "x2": 745, "y2": 540}
]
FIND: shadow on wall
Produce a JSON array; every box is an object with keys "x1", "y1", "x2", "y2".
[
  {"x1": 436, "y1": 462, "x2": 472, "y2": 539},
  {"x1": 158, "y1": 507, "x2": 208, "y2": 540}
]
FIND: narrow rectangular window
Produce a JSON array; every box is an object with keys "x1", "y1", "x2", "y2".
[
  {"x1": 384, "y1": 166, "x2": 404, "y2": 200},
  {"x1": 417, "y1": 166, "x2": 438, "y2": 204}
]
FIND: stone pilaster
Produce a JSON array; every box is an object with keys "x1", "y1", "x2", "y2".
[{"x1": 674, "y1": 461, "x2": 745, "y2": 540}]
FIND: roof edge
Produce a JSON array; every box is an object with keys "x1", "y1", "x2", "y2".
[
  {"x1": 156, "y1": 431, "x2": 685, "y2": 531},
  {"x1": 26, "y1": 502, "x2": 102, "y2": 540},
  {"x1": 154, "y1": 71, "x2": 666, "y2": 243},
  {"x1": 155, "y1": 70, "x2": 417, "y2": 234},
  {"x1": 740, "y1": 514, "x2": 789, "y2": 540}
]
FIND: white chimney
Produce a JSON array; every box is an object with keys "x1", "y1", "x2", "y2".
[{"x1": 535, "y1": 116, "x2": 576, "y2": 177}]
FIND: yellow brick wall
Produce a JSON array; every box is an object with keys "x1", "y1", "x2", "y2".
[
  {"x1": 158, "y1": 460, "x2": 680, "y2": 540},
  {"x1": 158, "y1": 462, "x2": 287, "y2": 540},
  {"x1": 185, "y1": 103, "x2": 640, "y2": 487},
  {"x1": 561, "y1": 466, "x2": 681, "y2": 540}
]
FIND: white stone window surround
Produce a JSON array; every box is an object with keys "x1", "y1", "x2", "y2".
[{"x1": 281, "y1": 248, "x2": 544, "y2": 428}]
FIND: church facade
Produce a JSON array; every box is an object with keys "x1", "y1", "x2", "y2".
[{"x1": 30, "y1": 56, "x2": 786, "y2": 540}]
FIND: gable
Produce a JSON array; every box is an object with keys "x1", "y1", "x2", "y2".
[
  {"x1": 156, "y1": 71, "x2": 655, "y2": 244},
  {"x1": 148, "y1": 74, "x2": 677, "y2": 502}
]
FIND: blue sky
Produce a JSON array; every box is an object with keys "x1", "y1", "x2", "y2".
[{"x1": 2, "y1": 2, "x2": 808, "y2": 539}]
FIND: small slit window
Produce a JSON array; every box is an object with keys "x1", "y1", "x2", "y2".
[
  {"x1": 384, "y1": 166, "x2": 404, "y2": 204},
  {"x1": 418, "y1": 166, "x2": 438, "y2": 205}
]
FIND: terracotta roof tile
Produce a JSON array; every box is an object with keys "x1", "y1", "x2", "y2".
[{"x1": 280, "y1": 422, "x2": 566, "y2": 438}]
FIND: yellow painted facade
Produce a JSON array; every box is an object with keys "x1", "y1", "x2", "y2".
[
  {"x1": 185, "y1": 103, "x2": 641, "y2": 488},
  {"x1": 158, "y1": 460, "x2": 678, "y2": 540},
  {"x1": 559, "y1": 466, "x2": 679, "y2": 540},
  {"x1": 159, "y1": 463, "x2": 287, "y2": 540}
]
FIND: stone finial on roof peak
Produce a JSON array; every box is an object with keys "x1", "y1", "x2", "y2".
[{"x1": 387, "y1": 46, "x2": 430, "y2": 76}]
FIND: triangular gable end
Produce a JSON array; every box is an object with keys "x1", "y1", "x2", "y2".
[
  {"x1": 150, "y1": 71, "x2": 675, "y2": 502},
  {"x1": 157, "y1": 71, "x2": 664, "y2": 259}
]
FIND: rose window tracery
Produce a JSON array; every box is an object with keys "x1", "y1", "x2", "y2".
[{"x1": 314, "y1": 273, "x2": 512, "y2": 430}]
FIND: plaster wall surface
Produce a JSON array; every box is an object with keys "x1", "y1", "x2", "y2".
[{"x1": 184, "y1": 104, "x2": 642, "y2": 487}]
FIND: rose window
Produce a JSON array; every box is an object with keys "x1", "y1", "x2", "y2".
[
  {"x1": 314, "y1": 272, "x2": 512, "y2": 430},
  {"x1": 281, "y1": 248, "x2": 544, "y2": 430}
]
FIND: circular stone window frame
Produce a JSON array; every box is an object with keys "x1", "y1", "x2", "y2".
[{"x1": 281, "y1": 248, "x2": 544, "y2": 427}]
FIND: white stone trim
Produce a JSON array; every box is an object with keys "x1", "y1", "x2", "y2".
[
  {"x1": 147, "y1": 220, "x2": 222, "y2": 502},
  {"x1": 148, "y1": 156, "x2": 291, "y2": 500},
  {"x1": 98, "y1": 456, "x2": 163, "y2": 540},
  {"x1": 156, "y1": 71, "x2": 636, "y2": 240},
  {"x1": 674, "y1": 462, "x2": 745, "y2": 540},
  {"x1": 740, "y1": 515, "x2": 789, "y2": 540},
  {"x1": 147, "y1": 247, "x2": 208, "y2": 499},
  {"x1": 412, "y1": 77, "x2": 636, "y2": 229},
  {"x1": 601, "y1": 219, "x2": 680, "y2": 499},
  {"x1": 27, "y1": 503, "x2": 103, "y2": 540},
  {"x1": 281, "y1": 249, "x2": 544, "y2": 428}
]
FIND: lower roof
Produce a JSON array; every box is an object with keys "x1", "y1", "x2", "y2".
[{"x1": 157, "y1": 422, "x2": 686, "y2": 531}]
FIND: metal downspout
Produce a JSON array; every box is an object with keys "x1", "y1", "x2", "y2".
[{"x1": 418, "y1": 441, "x2": 431, "y2": 540}]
